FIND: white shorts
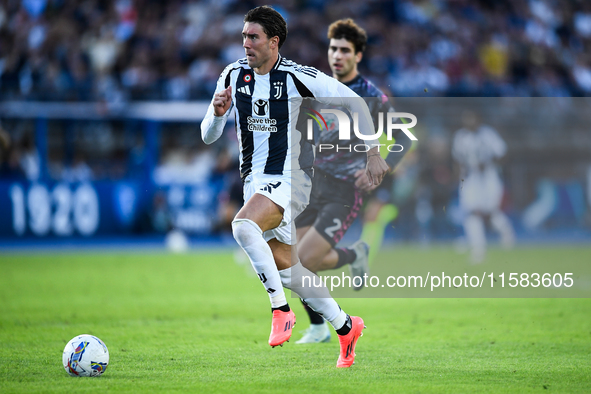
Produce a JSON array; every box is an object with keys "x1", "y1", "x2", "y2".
[
  {"x1": 243, "y1": 170, "x2": 312, "y2": 245},
  {"x1": 459, "y1": 167, "x2": 503, "y2": 213}
]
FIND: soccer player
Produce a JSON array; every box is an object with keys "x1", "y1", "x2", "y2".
[
  {"x1": 295, "y1": 19, "x2": 412, "y2": 343},
  {"x1": 200, "y1": 6, "x2": 389, "y2": 367},
  {"x1": 452, "y1": 110, "x2": 515, "y2": 263}
]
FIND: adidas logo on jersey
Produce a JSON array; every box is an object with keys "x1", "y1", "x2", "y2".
[{"x1": 238, "y1": 86, "x2": 251, "y2": 95}]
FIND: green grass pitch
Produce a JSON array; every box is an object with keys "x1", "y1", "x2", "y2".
[{"x1": 1, "y1": 246, "x2": 590, "y2": 393}]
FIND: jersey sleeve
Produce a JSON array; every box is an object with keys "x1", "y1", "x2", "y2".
[
  {"x1": 374, "y1": 98, "x2": 413, "y2": 170},
  {"x1": 301, "y1": 72, "x2": 378, "y2": 147},
  {"x1": 200, "y1": 64, "x2": 235, "y2": 145},
  {"x1": 484, "y1": 126, "x2": 507, "y2": 158}
]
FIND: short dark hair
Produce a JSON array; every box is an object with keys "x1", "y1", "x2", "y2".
[
  {"x1": 244, "y1": 6, "x2": 288, "y2": 49},
  {"x1": 327, "y1": 18, "x2": 367, "y2": 54}
]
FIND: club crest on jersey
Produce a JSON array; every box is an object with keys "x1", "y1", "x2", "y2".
[{"x1": 273, "y1": 81, "x2": 284, "y2": 99}]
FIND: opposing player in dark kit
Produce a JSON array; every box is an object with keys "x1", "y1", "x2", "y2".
[{"x1": 295, "y1": 19, "x2": 412, "y2": 343}]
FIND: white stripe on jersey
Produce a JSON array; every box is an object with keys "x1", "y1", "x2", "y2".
[{"x1": 234, "y1": 69, "x2": 303, "y2": 176}]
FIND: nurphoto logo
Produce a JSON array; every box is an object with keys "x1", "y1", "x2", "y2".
[{"x1": 305, "y1": 109, "x2": 418, "y2": 153}]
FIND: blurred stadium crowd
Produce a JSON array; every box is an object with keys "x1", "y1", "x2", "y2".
[
  {"x1": 2, "y1": 0, "x2": 591, "y2": 102},
  {"x1": 0, "y1": 0, "x2": 589, "y2": 241}
]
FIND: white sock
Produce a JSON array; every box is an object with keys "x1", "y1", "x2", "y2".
[
  {"x1": 279, "y1": 262, "x2": 347, "y2": 330},
  {"x1": 490, "y1": 211, "x2": 515, "y2": 249},
  {"x1": 329, "y1": 309, "x2": 348, "y2": 331},
  {"x1": 270, "y1": 293, "x2": 287, "y2": 309},
  {"x1": 464, "y1": 214, "x2": 486, "y2": 263},
  {"x1": 232, "y1": 218, "x2": 286, "y2": 307}
]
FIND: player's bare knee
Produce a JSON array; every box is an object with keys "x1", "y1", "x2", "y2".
[{"x1": 236, "y1": 194, "x2": 283, "y2": 232}]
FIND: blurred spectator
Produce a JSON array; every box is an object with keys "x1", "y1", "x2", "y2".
[
  {"x1": 61, "y1": 152, "x2": 93, "y2": 183},
  {"x1": 211, "y1": 146, "x2": 242, "y2": 234},
  {"x1": 0, "y1": 121, "x2": 10, "y2": 158},
  {"x1": 0, "y1": 121, "x2": 25, "y2": 179},
  {"x1": 153, "y1": 141, "x2": 215, "y2": 185},
  {"x1": 133, "y1": 190, "x2": 173, "y2": 234},
  {"x1": 416, "y1": 133, "x2": 455, "y2": 243},
  {"x1": 151, "y1": 191, "x2": 172, "y2": 233},
  {"x1": 572, "y1": 58, "x2": 591, "y2": 93},
  {"x1": 19, "y1": 132, "x2": 40, "y2": 181}
]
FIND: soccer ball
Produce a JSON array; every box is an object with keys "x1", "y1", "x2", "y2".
[{"x1": 62, "y1": 334, "x2": 109, "y2": 377}]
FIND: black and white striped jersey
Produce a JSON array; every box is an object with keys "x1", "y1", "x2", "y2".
[{"x1": 201, "y1": 54, "x2": 374, "y2": 181}]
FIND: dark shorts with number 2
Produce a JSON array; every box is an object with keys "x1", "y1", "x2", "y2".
[{"x1": 295, "y1": 169, "x2": 363, "y2": 247}]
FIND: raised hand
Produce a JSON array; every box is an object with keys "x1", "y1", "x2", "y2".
[{"x1": 213, "y1": 86, "x2": 232, "y2": 116}]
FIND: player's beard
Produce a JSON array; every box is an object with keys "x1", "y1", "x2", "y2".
[
  {"x1": 246, "y1": 48, "x2": 271, "y2": 71},
  {"x1": 334, "y1": 62, "x2": 354, "y2": 79},
  {"x1": 246, "y1": 56, "x2": 261, "y2": 69}
]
